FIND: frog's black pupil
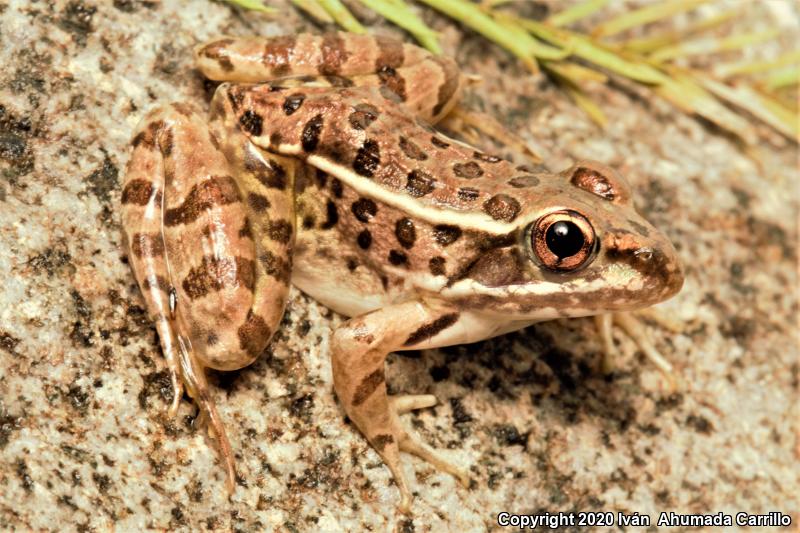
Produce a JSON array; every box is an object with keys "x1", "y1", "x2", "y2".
[{"x1": 545, "y1": 221, "x2": 584, "y2": 258}]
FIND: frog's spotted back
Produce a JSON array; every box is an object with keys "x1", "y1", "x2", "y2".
[{"x1": 220, "y1": 83, "x2": 565, "y2": 232}]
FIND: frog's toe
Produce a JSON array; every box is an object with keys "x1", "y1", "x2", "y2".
[
  {"x1": 390, "y1": 394, "x2": 437, "y2": 414},
  {"x1": 167, "y1": 377, "x2": 184, "y2": 418},
  {"x1": 595, "y1": 312, "x2": 678, "y2": 392},
  {"x1": 389, "y1": 395, "x2": 471, "y2": 488}
]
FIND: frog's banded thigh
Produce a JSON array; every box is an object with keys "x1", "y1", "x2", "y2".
[
  {"x1": 122, "y1": 104, "x2": 293, "y2": 372},
  {"x1": 195, "y1": 32, "x2": 463, "y2": 122}
]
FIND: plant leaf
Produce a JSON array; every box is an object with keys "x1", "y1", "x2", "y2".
[
  {"x1": 655, "y1": 69, "x2": 756, "y2": 144},
  {"x1": 356, "y1": 0, "x2": 442, "y2": 53},
  {"x1": 290, "y1": 0, "x2": 334, "y2": 22},
  {"x1": 222, "y1": 0, "x2": 276, "y2": 13},
  {"x1": 700, "y1": 77, "x2": 798, "y2": 139},
  {"x1": 621, "y1": 10, "x2": 738, "y2": 54},
  {"x1": 318, "y1": 0, "x2": 367, "y2": 33},
  {"x1": 593, "y1": 0, "x2": 709, "y2": 38},
  {"x1": 765, "y1": 66, "x2": 799, "y2": 91},
  {"x1": 547, "y1": 0, "x2": 611, "y2": 28},
  {"x1": 416, "y1": 0, "x2": 568, "y2": 73},
  {"x1": 521, "y1": 19, "x2": 666, "y2": 84},
  {"x1": 715, "y1": 50, "x2": 800, "y2": 78},
  {"x1": 649, "y1": 28, "x2": 781, "y2": 63}
]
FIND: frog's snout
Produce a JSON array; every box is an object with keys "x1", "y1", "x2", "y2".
[{"x1": 603, "y1": 232, "x2": 684, "y2": 303}]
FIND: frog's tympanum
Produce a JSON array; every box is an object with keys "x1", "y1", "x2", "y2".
[{"x1": 121, "y1": 33, "x2": 683, "y2": 512}]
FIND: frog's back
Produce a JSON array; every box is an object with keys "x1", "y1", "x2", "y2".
[{"x1": 223, "y1": 84, "x2": 552, "y2": 233}]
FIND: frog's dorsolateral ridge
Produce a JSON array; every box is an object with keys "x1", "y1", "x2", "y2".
[{"x1": 120, "y1": 32, "x2": 683, "y2": 513}]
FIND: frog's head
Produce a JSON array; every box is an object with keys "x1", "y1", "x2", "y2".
[
  {"x1": 448, "y1": 161, "x2": 683, "y2": 319},
  {"x1": 525, "y1": 161, "x2": 683, "y2": 315}
]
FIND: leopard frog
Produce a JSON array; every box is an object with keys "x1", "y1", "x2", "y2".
[{"x1": 120, "y1": 32, "x2": 683, "y2": 512}]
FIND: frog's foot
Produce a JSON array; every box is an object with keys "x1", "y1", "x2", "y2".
[
  {"x1": 389, "y1": 395, "x2": 470, "y2": 487},
  {"x1": 595, "y1": 312, "x2": 677, "y2": 391},
  {"x1": 438, "y1": 105, "x2": 543, "y2": 163},
  {"x1": 175, "y1": 324, "x2": 236, "y2": 495}
]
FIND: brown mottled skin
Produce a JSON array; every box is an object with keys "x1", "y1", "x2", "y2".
[{"x1": 121, "y1": 32, "x2": 684, "y2": 512}]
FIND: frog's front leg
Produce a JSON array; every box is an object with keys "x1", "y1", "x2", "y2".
[
  {"x1": 331, "y1": 299, "x2": 470, "y2": 513},
  {"x1": 121, "y1": 102, "x2": 296, "y2": 491}
]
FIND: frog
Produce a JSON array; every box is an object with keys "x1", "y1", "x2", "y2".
[{"x1": 120, "y1": 32, "x2": 684, "y2": 512}]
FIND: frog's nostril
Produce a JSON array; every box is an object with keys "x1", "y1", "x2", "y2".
[{"x1": 633, "y1": 247, "x2": 654, "y2": 262}]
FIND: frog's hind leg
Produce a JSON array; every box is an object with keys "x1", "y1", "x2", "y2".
[
  {"x1": 122, "y1": 102, "x2": 296, "y2": 492},
  {"x1": 331, "y1": 300, "x2": 470, "y2": 513},
  {"x1": 194, "y1": 33, "x2": 464, "y2": 122}
]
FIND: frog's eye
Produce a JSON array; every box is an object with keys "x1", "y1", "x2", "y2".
[{"x1": 531, "y1": 210, "x2": 596, "y2": 272}]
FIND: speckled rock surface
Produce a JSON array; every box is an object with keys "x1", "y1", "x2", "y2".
[{"x1": 0, "y1": 1, "x2": 797, "y2": 531}]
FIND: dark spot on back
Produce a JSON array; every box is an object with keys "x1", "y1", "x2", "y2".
[
  {"x1": 473, "y1": 151, "x2": 502, "y2": 163},
  {"x1": 399, "y1": 137, "x2": 428, "y2": 161},
  {"x1": 301, "y1": 114, "x2": 324, "y2": 152},
  {"x1": 395, "y1": 218, "x2": 416, "y2": 248},
  {"x1": 239, "y1": 110, "x2": 263, "y2": 136},
  {"x1": 324, "y1": 75, "x2": 355, "y2": 87},
  {"x1": 351, "y1": 198, "x2": 377, "y2": 222},
  {"x1": 320, "y1": 200, "x2": 339, "y2": 229},
  {"x1": 388, "y1": 250, "x2": 407, "y2": 266},
  {"x1": 429, "y1": 256, "x2": 446, "y2": 276},
  {"x1": 269, "y1": 132, "x2": 283, "y2": 147},
  {"x1": 352, "y1": 139, "x2": 380, "y2": 177},
  {"x1": 282, "y1": 93, "x2": 305, "y2": 115},
  {"x1": 348, "y1": 103, "x2": 380, "y2": 130},
  {"x1": 433, "y1": 225, "x2": 462, "y2": 246},
  {"x1": 357, "y1": 229, "x2": 372, "y2": 249},
  {"x1": 483, "y1": 194, "x2": 521, "y2": 222},
  {"x1": 405, "y1": 169, "x2": 435, "y2": 197},
  {"x1": 330, "y1": 178, "x2": 343, "y2": 198},
  {"x1": 508, "y1": 175, "x2": 540, "y2": 188},
  {"x1": 431, "y1": 136, "x2": 450, "y2": 149},
  {"x1": 453, "y1": 161, "x2": 483, "y2": 179},
  {"x1": 458, "y1": 187, "x2": 480, "y2": 202}
]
